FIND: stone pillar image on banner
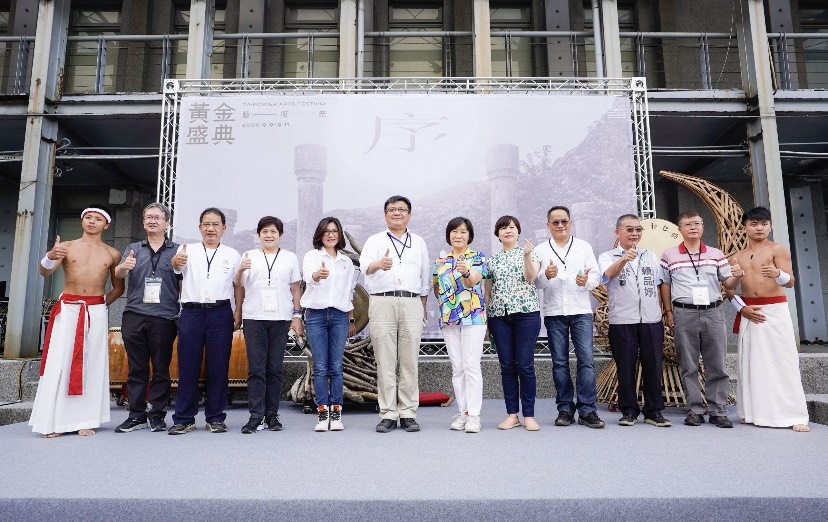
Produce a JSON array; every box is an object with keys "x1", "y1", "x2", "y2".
[
  {"x1": 486, "y1": 144, "x2": 519, "y2": 254},
  {"x1": 571, "y1": 201, "x2": 603, "y2": 252},
  {"x1": 294, "y1": 144, "x2": 328, "y2": 257}
]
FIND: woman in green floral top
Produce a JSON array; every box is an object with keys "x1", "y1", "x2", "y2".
[
  {"x1": 485, "y1": 215, "x2": 542, "y2": 431},
  {"x1": 433, "y1": 217, "x2": 487, "y2": 433}
]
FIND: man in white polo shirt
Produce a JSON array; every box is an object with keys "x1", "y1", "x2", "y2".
[
  {"x1": 168, "y1": 207, "x2": 242, "y2": 435},
  {"x1": 359, "y1": 196, "x2": 430, "y2": 433}
]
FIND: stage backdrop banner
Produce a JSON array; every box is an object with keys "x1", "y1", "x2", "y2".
[{"x1": 174, "y1": 93, "x2": 636, "y2": 335}]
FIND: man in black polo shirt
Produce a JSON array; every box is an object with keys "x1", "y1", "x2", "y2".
[{"x1": 113, "y1": 203, "x2": 180, "y2": 433}]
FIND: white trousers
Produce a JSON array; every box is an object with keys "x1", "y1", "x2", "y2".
[{"x1": 443, "y1": 324, "x2": 486, "y2": 416}]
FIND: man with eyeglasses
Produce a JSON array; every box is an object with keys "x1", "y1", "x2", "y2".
[
  {"x1": 535, "y1": 206, "x2": 604, "y2": 429},
  {"x1": 659, "y1": 210, "x2": 741, "y2": 428},
  {"x1": 598, "y1": 214, "x2": 670, "y2": 427},
  {"x1": 359, "y1": 196, "x2": 431, "y2": 433},
  {"x1": 168, "y1": 207, "x2": 243, "y2": 435},
  {"x1": 112, "y1": 203, "x2": 181, "y2": 433}
]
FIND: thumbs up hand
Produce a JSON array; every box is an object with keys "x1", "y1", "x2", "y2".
[
  {"x1": 545, "y1": 259, "x2": 558, "y2": 279},
  {"x1": 576, "y1": 267, "x2": 591, "y2": 287},
  {"x1": 172, "y1": 243, "x2": 189, "y2": 269},
  {"x1": 315, "y1": 260, "x2": 330, "y2": 281},
  {"x1": 120, "y1": 249, "x2": 137, "y2": 271},
  {"x1": 48, "y1": 235, "x2": 69, "y2": 261},
  {"x1": 238, "y1": 251, "x2": 251, "y2": 272},
  {"x1": 623, "y1": 244, "x2": 638, "y2": 262},
  {"x1": 761, "y1": 258, "x2": 779, "y2": 279},
  {"x1": 455, "y1": 256, "x2": 468, "y2": 276},
  {"x1": 379, "y1": 248, "x2": 394, "y2": 271}
]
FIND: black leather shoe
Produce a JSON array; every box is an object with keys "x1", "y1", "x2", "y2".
[
  {"x1": 684, "y1": 413, "x2": 705, "y2": 426},
  {"x1": 241, "y1": 416, "x2": 263, "y2": 434},
  {"x1": 708, "y1": 415, "x2": 733, "y2": 428},
  {"x1": 400, "y1": 418, "x2": 420, "y2": 432},
  {"x1": 376, "y1": 419, "x2": 398, "y2": 433},
  {"x1": 555, "y1": 412, "x2": 575, "y2": 426},
  {"x1": 149, "y1": 417, "x2": 167, "y2": 432},
  {"x1": 265, "y1": 414, "x2": 282, "y2": 431},
  {"x1": 114, "y1": 417, "x2": 148, "y2": 433}
]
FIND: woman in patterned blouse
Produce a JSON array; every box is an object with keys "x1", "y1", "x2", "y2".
[
  {"x1": 485, "y1": 215, "x2": 542, "y2": 431},
  {"x1": 433, "y1": 217, "x2": 488, "y2": 433}
]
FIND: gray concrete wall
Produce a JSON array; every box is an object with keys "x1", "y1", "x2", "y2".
[
  {"x1": 657, "y1": 0, "x2": 742, "y2": 90},
  {"x1": 0, "y1": 187, "x2": 16, "y2": 298}
]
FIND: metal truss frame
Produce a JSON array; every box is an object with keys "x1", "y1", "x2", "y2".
[{"x1": 157, "y1": 77, "x2": 655, "y2": 357}]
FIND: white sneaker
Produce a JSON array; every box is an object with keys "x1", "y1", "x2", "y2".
[
  {"x1": 465, "y1": 415, "x2": 481, "y2": 433},
  {"x1": 329, "y1": 405, "x2": 344, "y2": 431},
  {"x1": 315, "y1": 405, "x2": 329, "y2": 432},
  {"x1": 450, "y1": 413, "x2": 468, "y2": 431}
]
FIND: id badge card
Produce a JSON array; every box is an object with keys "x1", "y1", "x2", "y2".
[
  {"x1": 691, "y1": 283, "x2": 710, "y2": 306},
  {"x1": 260, "y1": 283, "x2": 279, "y2": 313},
  {"x1": 199, "y1": 278, "x2": 216, "y2": 303},
  {"x1": 143, "y1": 277, "x2": 162, "y2": 304},
  {"x1": 557, "y1": 269, "x2": 570, "y2": 281}
]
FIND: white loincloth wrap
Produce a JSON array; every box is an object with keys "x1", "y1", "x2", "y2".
[
  {"x1": 29, "y1": 300, "x2": 111, "y2": 434},
  {"x1": 737, "y1": 301, "x2": 809, "y2": 427}
]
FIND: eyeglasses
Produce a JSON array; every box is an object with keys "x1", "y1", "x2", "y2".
[
  {"x1": 323, "y1": 229, "x2": 339, "y2": 236},
  {"x1": 386, "y1": 207, "x2": 409, "y2": 214},
  {"x1": 549, "y1": 220, "x2": 570, "y2": 227},
  {"x1": 143, "y1": 215, "x2": 166, "y2": 222},
  {"x1": 681, "y1": 221, "x2": 704, "y2": 228},
  {"x1": 622, "y1": 227, "x2": 644, "y2": 233}
]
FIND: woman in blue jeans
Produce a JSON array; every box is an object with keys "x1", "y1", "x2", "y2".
[
  {"x1": 485, "y1": 215, "x2": 542, "y2": 431},
  {"x1": 301, "y1": 217, "x2": 358, "y2": 432}
]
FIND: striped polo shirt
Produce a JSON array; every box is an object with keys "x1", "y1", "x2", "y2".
[{"x1": 660, "y1": 242, "x2": 732, "y2": 304}]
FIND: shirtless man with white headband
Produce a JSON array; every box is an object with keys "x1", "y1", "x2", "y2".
[{"x1": 29, "y1": 206, "x2": 124, "y2": 437}]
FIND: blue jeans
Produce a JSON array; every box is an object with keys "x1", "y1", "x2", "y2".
[
  {"x1": 488, "y1": 312, "x2": 540, "y2": 417},
  {"x1": 545, "y1": 314, "x2": 597, "y2": 415},
  {"x1": 305, "y1": 308, "x2": 349, "y2": 406}
]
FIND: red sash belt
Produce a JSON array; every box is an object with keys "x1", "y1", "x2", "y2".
[
  {"x1": 733, "y1": 295, "x2": 787, "y2": 334},
  {"x1": 41, "y1": 294, "x2": 106, "y2": 395}
]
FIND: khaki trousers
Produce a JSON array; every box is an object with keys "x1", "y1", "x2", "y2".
[{"x1": 368, "y1": 296, "x2": 423, "y2": 420}]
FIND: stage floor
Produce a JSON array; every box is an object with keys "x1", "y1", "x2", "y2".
[{"x1": 1, "y1": 399, "x2": 827, "y2": 521}]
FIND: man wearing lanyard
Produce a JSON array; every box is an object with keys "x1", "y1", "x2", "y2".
[
  {"x1": 359, "y1": 195, "x2": 431, "y2": 433},
  {"x1": 112, "y1": 203, "x2": 180, "y2": 433},
  {"x1": 598, "y1": 214, "x2": 670, "y2": 427},
  {"x1": 660, "y1": 210, "x2": 741, "y2": 428},
  {"x1": 168, "y1": 207, "x2": 243, "y2": 435},
  {"x1": 535, "y1": 206, "x2": 604, "y2": 429}
]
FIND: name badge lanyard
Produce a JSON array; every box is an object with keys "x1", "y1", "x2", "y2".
[
  {"x1": 387, "y1": 232, "x2": 412, "y2": 262},
  {"x1": 549, "y1": 237, "x2": 574, "y2": 270},
  {"x1": 148, "y1": 242, "x2": 167, "y2": 277},
  {"x1": 686, "y1": 248, "x2": 702, "y2": 281},
  {"x1": 204, "y1": 243, "x2": 219, "y2": 279},
  {"x1": 263, "y1": 249, "x2": 281, "y2": 286}
]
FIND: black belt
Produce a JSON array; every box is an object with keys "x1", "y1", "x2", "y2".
[
  {"x1": 672, "y1": 300, "x2": 722, "y2": 310},
  {"x1": 371, "y1": 291, "x2": 419, "y2": 298},
  {"x1": 182, "y1": 300, "x2": 230, "y2": 309}
]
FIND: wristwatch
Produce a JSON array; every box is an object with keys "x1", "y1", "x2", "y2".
[{"x1": 349, "y1": 318, "x2": 355, "y2": 324}]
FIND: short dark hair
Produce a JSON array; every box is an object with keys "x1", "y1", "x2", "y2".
[
  {"x1": 547, "y1": 206, "x2": 570, "y2": 221},
  {"x1": 200, "y1": 207, "x2": 226, "y2": 225},
  {"x1": 494, "y1": 215, "x2": 521, "y2": 236},
  {"x1": 445, "y1": 217, "x2": 474, "y2": 245},
  {"x1": 615, "y1": 214, "x2": 639, "y2": 229},
  {"x1": 312, "y1": 217, "x2": 346, "y2": 250},
  {"x1": 257, "y1": 216, "x2": 284, "y2": 235},
  {"x1": 677, "y1": 209, "x2": 701, "y2": 224},
  {"x1": 384, "y1": 195, "x2": 412, "y2": 213},
  {"x1": 742, "y1": 206, "x2": 772, "y2": 225}
]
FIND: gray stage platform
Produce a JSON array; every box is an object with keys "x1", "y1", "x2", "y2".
[{"x1": 1, "y1": 399, "x2": 827, "y2": 521}]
